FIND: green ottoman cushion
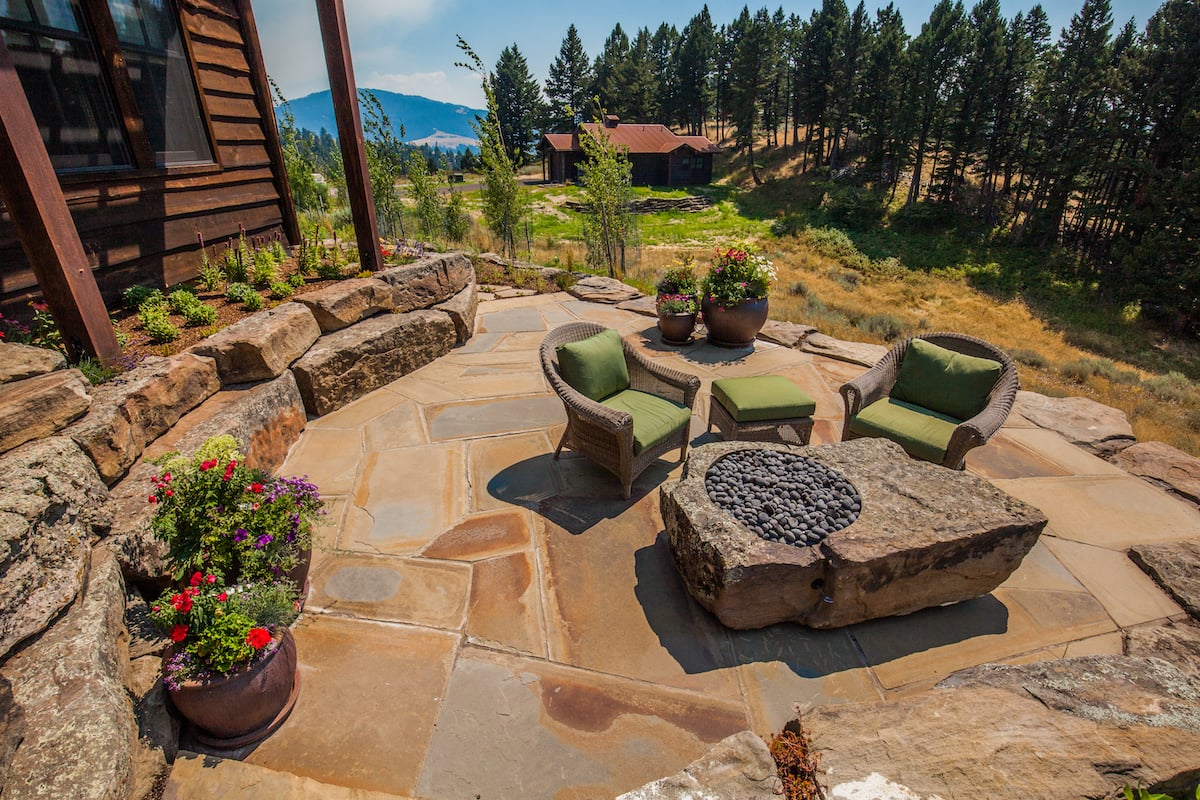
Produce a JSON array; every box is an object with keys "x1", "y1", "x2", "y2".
[
  {"x1": 601, "y1": 389, "x2": 691, "y2": 454},
  {"x1": 849, "y1": 397, "x2": 958, "y2": 463},
  {"x1": 891, "y1": 338, "x2": 1002, "y2": 422},
  {"x1": 712, "y1": 376, "x2": 816, "y2": 422},
  {"x1": 556, "y1": 329, "x2": 630, "y2": 402}
]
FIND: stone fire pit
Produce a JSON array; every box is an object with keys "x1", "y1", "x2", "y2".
[{"x1": 660, "y1": 437, "x2": 1048, "y2": 629}]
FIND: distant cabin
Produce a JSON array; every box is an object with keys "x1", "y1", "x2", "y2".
[
  {"x1": 539, "y1": 117, "x2": 721, "y2": 187},
  {"x1": 0, "y1": 0, "x2": 296, "y2": 313}
]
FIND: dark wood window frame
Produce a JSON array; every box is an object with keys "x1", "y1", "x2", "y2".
[{"x1": 1, "y1": 0, "x2": 220, "y2": 177}]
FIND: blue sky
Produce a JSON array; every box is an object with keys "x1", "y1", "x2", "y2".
[{"x1": 255, "y1": 0, "x2": 1150, "y2": 108}]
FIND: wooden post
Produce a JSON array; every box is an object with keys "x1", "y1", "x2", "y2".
[
  {"x1": 314, "y1": 0, "x2": 380, "y2": 271},
  {"x1": 0, "y1": 37, "x2": 120, "y2": 362}
]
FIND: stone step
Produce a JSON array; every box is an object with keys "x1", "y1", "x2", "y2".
[{"x1": 165, "y1": 751, "x2": 414, "y2": 800}]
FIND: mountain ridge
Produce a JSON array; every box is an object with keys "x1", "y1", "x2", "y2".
[{"x1": 277, "y1": 89, "x2": 483, "y2": 149}]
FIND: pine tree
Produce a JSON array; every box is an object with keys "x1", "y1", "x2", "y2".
[
  {"x1": 650, "y1": 23, "x2": 680, "y2": 124},
  {"x1": 856, "y1": 4, "x2": 908, "y2": 182},
  {"x1": 592, "y1": 24, "x2": 631, "y2": 118},
  {"x1": 728, "y1": 7, "x2": 769, "y2": 184},
  {"x1": 622, "y1": 28, "x2": 656, "y2": 122},
  {"x1": 676, "y1": 8, "x2": 716, "y2": 136},
  {"x1": 545, "y1": 25, "x2": 593, "y2": 133},
  {"x1": 493, "y1": 44, "x2": 545, "y2": 166}
]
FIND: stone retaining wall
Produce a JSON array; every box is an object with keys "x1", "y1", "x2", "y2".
[{"x1": 0, "y1": 252, "x2": 476, "y2": 799}]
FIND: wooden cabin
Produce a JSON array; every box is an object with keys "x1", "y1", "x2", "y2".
[
  {"x1": 539, "y1": 117, "x2": 721, "y2": 187},
  {"x1": 0, "y1": 0, "x2": 296, "y2": 315}
]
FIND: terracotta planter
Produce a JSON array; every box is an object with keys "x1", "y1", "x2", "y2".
[
  {"x1": 701, "y1": 296, "x2": 769, "y2": 347},
  {"x1": 285, "y1": 546, "x2": 313, "y2": 610},
  {"x1": 166, "y1": 627, "x2": 300, "y2": 748},
  {"x1": 657, "y1": 312, "x2": 697, "y2": 345}
]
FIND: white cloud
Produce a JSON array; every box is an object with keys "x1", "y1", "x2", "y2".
[
  {"x1": 344, "y1": 0, "x2": 441, "y2": 26},
  {"x1": 363, "y1": 70, "x2": 484, "y2": 108}
]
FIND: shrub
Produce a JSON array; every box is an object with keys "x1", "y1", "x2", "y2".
[
  {"x1": 801, "y1": 226, "x2": 873, "y2": 273},
  {"x1": 182, "y1": 302, "x2": 217, "y2": 327},
  {"x1": 75, "y1": 355, "x2": 121, "y2": 385},
  {"x1": 1145, "y1": 372, "x2": 1195, "y2": 404},
  {"x1": 269, "y1": 239, "x2": 287, "y2": 262},
  {"x1": 287, "y1": 272, "x2": 307, "y2": 289},
  {"x1": 788, "y1": 280, "x2": 808, "y2": 297},
  {"x1": 315, "y1": 260, "x2": 342, "y2": 280},
  {"x1": 268, "y1": 281, "x2": 293, "y2": 299},
  {"x1": 1009, "y1": 348, "x2": 1048, "y2": 368},
  {"x1": 168, "y1": 289, "x2": 200, "y2": 315},
  {"x1": 197, "y1": 256, "x2": 225, "y2": 292},
  {"x1": 252, "y1": 249, "x2": 277, "y2": 287},
  {"x1": 225, "y1": 282, "x2": 255, "y2": 303},
  {"x1": 123, "y1": 284, "x2": 159, "y2": 310},
  {"x1": 827, "y1": 268, "x2": 861, "y2": 291},
  {"x1": 224, "y1": 246, "x2": 248, "y2": 284},
  {"x1": 139, "y1": 305, "x2": 180, "y2": 343},
  {"x1": 656, "y1": 259, "x2": 698, "y2": 296},
  {"x1": 553, "y1": 271, "x2": 578, "y2": 291},
  {"x1": 242, "y1": 292, "x2": 264, "y2": 311},
  {"x1": 857, "y1": 314, "x2": 905, "y2": 341}
]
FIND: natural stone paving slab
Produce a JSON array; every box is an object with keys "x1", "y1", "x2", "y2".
[
  {"x1": 190, "y1": 303, "x2": 320, "y2": 383},
  {"x1": 451, "y1": 331, "x2": 503, "y2": 354},
  {"x1": 465, "y1": 550, "x2": 546, "y2": 657},
  {"x1": 1129, "y1": 539, "x2": 1200, "y2": 621},
  {"x1": 415, "y1": 646, "x2": 748, "y2": 800},
  {"x1": 0, "y1": 342, "x2": 65, "y2": 384},
  {"x1": 476, "y1": 306, "x2": 547, "y2": 333},
  {"x1": 617, "y1": 731, "x2": 781, "y2": 800},
  {"x1": 340, "y1": 445, "x2": 466, "y2": 555},
  {"x1": 1042, "y1": 536, "x2": 1185, "y2": 627},
  {"x1": 307, "y1": 553, "x2": 469, "y2": 629},
  {"x1": 992, "y1": 475, "x2": 1200, "y2": 549},
  {"x1": 999, "y1": 539, "x2": 1087, "y2": 594},
  {"x1": 425, "y1": 395, "x2": 565, "y2": 440},
  {"x1": 1126, "y1": 619, "x2": 1200, "y2": 681},
  {"x1": 757, "y1": 319, "x2": 817, "y2": 348},
  {"x1": 800, "y1": 332, "x2": 886, "y2": 367},
  {"x1": 1014, "y1": 390, "x2": 1137, "y2": 456},
  {"x1": 421, "y1": 509, "x2": 532, "y2": 561},
  {"x1": 360, "y1": 400, "x2": 426, "y2": 451},
  {"x1": 246, "y1": 616, "x2": 458, "y2": 797},
  {"x1": 469, "y1": 431, "x2": 559, "y2": 511},
  {"x1": 1114, "y1": 441, "x2": 1200, "y2": 506},
  {"x1": 166, "y1": 751, "x2": 412, "y2": 799},
  {"x1": 967, "y1": 429, "x2": 1078, "y2": 480},
  {"x1": 616, "y1": 295, "x2": 658, "y2": 316},
  {"x1": 0, "y1": 368, "x2": 91, "y2": 455}
]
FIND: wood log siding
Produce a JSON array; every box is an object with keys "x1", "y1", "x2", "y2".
[{"x1": 0, "y1": 0, "x2": 293, "y2": 312}]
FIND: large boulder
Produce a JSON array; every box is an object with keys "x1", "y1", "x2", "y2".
[
  {"x1": 1014, "y1": 390, "x2": 1136, "y2": 456},
  {"x1": 757, "y1": 319, "x2": 817, "y2": 349},
  {"x1": 378, "y1": 252, "x2": 475, "y2": 312},
  {"x1": 189, "y1": 303, "x2": 320, "y2": 383},
  {"x1": 1129, "y1": 539, "x2": 1200, "y2": 621},
  {"x1": 433, "y1": 281, "x2": 478, "y2": 345},
  {"x1": 809, "y1": 655, "x2": 1200, "y2": 799},
  {"x1": 105, "y1": 372, "x2": 308, "y2": 583},
  {"x1": 0, "y1": 369, "x2": 92, "y2": 456},
  {"x1": 0, "y1": 436, "x2": 109, "y2": 660},
  {"x1": 661, "y1": 438, "x2": 1047, "y2": 629},
  {"x1": 567, "y1": 275, "x2": 642, "y2": 304},
  {"x1": 0, "y1": 550, "x2": 137, "y2": 800},
  {"x1": 800, "y1": 333, "x2": 886, "y2": 367},
  {"x1": 292, "y1": 277, "x2": 395, "y2": 333},
  {"x1": 67, "y1": 354, "x2": 220, "y2": 485},
  {"x1": 292, "y1": 310, "x2": 456, "y2": 417},
  {"x1": 617, "y1": 731, "x2": 779, "y2": 800},
  {"x1": 0, "y1": 676, "x2": 23, "y2": 790},
  {"x1": 0, "y1": 342, "x2": 65, "y2": 384},
  {"x1": 1113, "y1": 441, "x2": 1200, "y2": 506}
]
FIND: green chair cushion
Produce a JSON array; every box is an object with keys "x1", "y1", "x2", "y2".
[
  {"x1": 712, "y1": 376, "x2": 816, "y2": 422},
  {"x1": 556, "y1": 329, "x2": 630, "y2": 402},
  {"x1": 601, "y1": 389, "x2": 692, "y2": 455},
  {"x1": 849, "y1": 397, "x2": 958, "y2": 464},
  {"x1": 891, "y1": 338, "x2": 1002, "y2": 422}
]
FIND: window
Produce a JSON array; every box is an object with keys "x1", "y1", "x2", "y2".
[{"x1": 0, "y1": 0, "x2": 212, "y2": 171}]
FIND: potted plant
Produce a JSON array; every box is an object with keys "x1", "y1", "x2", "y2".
[
  {"x1": 151, "y1": 577, "x2": 300, "y2": 747},
  {"x1": 701, "y1": 245, "x2": 776, "y2": 347},
  {"x1": 655, "y1": 261, "x2": 700, "y2": 344}
]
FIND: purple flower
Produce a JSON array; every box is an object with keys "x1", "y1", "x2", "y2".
[
  {"x1": 255, "y1": 533, "x2": 273, "y2": 549},
  {"x1": 233, "y1": 528, "x2": 249, "y2": 543}
]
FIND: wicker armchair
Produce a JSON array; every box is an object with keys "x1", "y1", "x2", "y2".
[
  {"x1": 541, "y1": 323, "x2": 700, "y2": 499},
  {"x1": 839, "y1": 332, "x2": 1019, "y2": 469}
]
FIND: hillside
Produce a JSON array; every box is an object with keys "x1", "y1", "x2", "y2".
[{"x1": 278, "y1": 89, "x2": 483, "y2": 148}]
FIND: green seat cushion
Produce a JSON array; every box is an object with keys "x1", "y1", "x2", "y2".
[
  {"x1": 556, "y1": 329, "x2": 630, "y2": 402},
  {"x1": 712, "y1": 376, "x2": 816, "y2": 422},
  {"x1": 849, "y1": 397, "x2": 958, "y2": 464},
  {"x1": 891, "y1": 338, "x2": 1003, "y2": 422},
  {"x1": 601, "y1": 389, "x2": 692, "y2": 455}
]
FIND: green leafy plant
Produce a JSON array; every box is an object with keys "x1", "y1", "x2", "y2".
[
  {"x1": 1121, "y1": 784, "x2": 1198, "y2": 800},
  {"x1": 252, "y1": 249, "x2": 277, "y2": 287},
  {"x1": 224, "y1": 241, "x2": 249, "y2": 284},
  {"x1": 701, "y1": 245, "x2": 776, "y2": 307},
  {"x1": 225, "y1": 282, "x2": 255, "y2": 303},
  {"x1": 269, "y1": 238, "x2": 287, "y2": 263},
  {"x1": 75, "y1": 355, "x2": 122, "y2": 385},
  {"x1": 26, "y1": 301, "x2": 64, "y2": 352},
  {"x1": 268, "y1": 281, "x2": 293, "y2": 300},
  {"x1": 657, "y1": 294, "x2": 698, "y2": 315},
  {"x1": 287, "y1": 272, "x2": 307, "y2": 289},
  {"x1": 315, "y1": 260, "x2": 342, "y2": 280},
  {"x1": 656, "y1": 259, "x2": 699, "y2": 296},
  {"x1": 242, "y1": 292, "x2": 264, "y2": 311},
  {"x1": 123, "y1": 284, "x2": 160, "y2": 310},
  {"x1": 168, "y1": 289, "x2": 199, "y2": 315},
  {"x1": 138, "y1": 304, "x2": 180, "y2": 343},
  {"x1": 182, "y1": 302, "x2": 217, "y2": 327}
]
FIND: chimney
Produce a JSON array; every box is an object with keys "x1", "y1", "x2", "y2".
[{"x1": 604, "y1": 115, "x2": 619, "y2": 128}]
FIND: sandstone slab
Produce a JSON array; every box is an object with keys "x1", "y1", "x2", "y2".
[
  {"x1": 293, "y1": 277, "x2": 395, "y2": 333},
  {"x1": 433, "y1": 281, "x2": 478, "y2": 345},
  {"x1": 810, "y1": 655, "x2": 1200, "y2": 799},
  {"x1": 378, "y1": 252, "x2": 474, "y2": 312},
  {"x1": 1114, "y1": 441, "x2": 1200, "y2": 506},
  {"x1": 567, "y1": 275, "x2": 642, "y2": 303},
  {"x1": 166, "y1": 751, "x2": 410, "y2": 800},
  {"x1": 1, "y1": 550, "x2": 137, "y2": 800},
  {"x1": 800, "y1": 333, "x2": 886, "y2": 367},
  {"x1": 292, "y1": 310, "x2": 456, "y2": 417},
  {"x1": 67, "y1": 354, "x2": 220, "y2": 485},
  {"x1": 617, "y1": 731, "x2": 779, "y2": 800},
  {"x1": 0, "y1": 342, "x2": 65, "y2": 384},
  {"x1": 1125, "y1": 619, "x2": 1200, "y2": 682},
  {"x1": 0, "y1": 369, "x2": 91, "y2": 455},
  {"x1": 661, "y1": 438, "x2": 1047, "y2": 629},
  {"x1": 757, "y1": 319, "x2": 817, "y2": 348},
  {"x1": 0, "y1": 436, "x2": 109, "y2": 659},
  {"x1": 1014, "y1": 390, "x2": 1136, "y2": 456},
  {"x1": 616, "y1": 295, "x2": 659, "y2": 317},
  {"x1": 1130, "y1": 539, "x2": 1200, "y2": 621},
  {"x1": 190, "y1": 303, "x2": 320, "y2": 383},
  {"x1": 0, "y1": 676, "x2": 23, "y2": 790}
]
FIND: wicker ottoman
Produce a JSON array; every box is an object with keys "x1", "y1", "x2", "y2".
[{"x1": 707, "y1": 375, "x2": 816, "y2": 445}]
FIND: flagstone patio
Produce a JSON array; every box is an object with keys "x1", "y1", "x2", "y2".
[{"x1": 164, "y1": 292, "x2": 1198, "y2": 799}]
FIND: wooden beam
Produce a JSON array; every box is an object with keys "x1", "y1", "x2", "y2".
[
  {"x1": 235, "y1": 0, "x2": 300, "y2": 244},
  {"x1": 314, "y1": 0, "x2": 380, "y2": 271},
  {"x1": 0, "y1": 36, "x2": 120, "y2": 362}
]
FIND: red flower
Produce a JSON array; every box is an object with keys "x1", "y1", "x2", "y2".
[
  {"x1": 170, "y1": 624, "x2": 189, "y2": 643},
  {"x1": 246, "y1": 628, "x2": 272, "y2": 649},
  {"x1": 248, "y1": 482, "x2": 263, "y2": 494},
  {"x1": 222, "y1": 460, "x2": 237, "y2": 482},
  {"x1": 189, "y1": 571, "x2": 202, "y2": 586},
  {"x1": 170, "y1": 593, "x2": 193, "y2": 613},
  {"x1": 164, "y1": 489, "x2": 174, "y2": 497},
  {"x1": 162, "y1": 472, "x2": 172, "y2": 483},
  {"x1": 206, "y1": 574, "x2": 217, "y2": 584},
  {"x1": 148, "y1": 495, "x2": 157, "y2": 504},
  {"x1": 200, "y1": 459, "x2": 218, "y2": 472},
  {"x1": 217, "y1": 592, "x2": 228, "y2": 602}
]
